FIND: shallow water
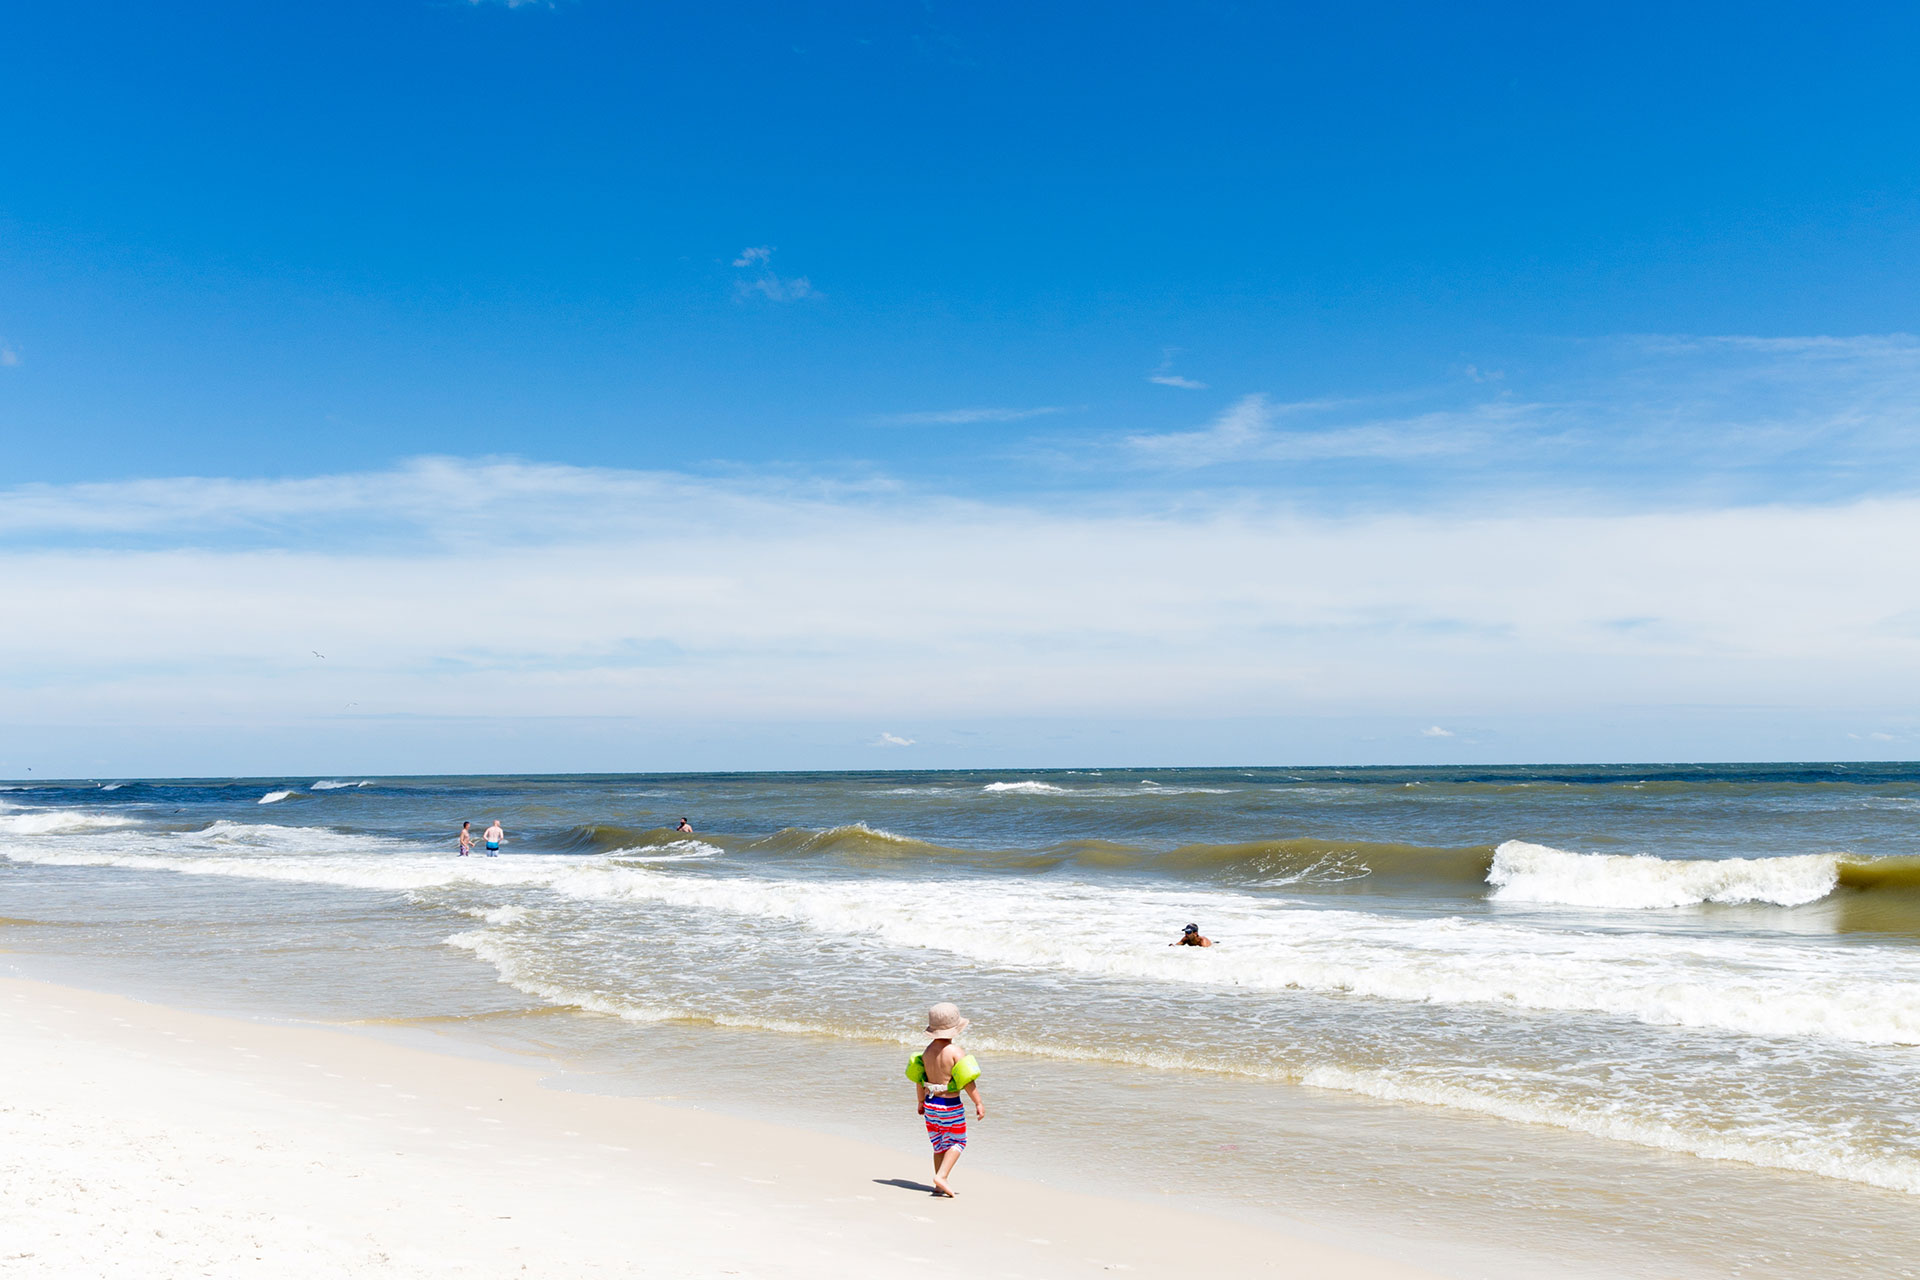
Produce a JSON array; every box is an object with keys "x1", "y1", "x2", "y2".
[{"x1": 5, "y1": 765, "x2": 1920, "y2": 1277}]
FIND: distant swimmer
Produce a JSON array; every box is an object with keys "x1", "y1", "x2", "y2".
[
  {"x1": 458, "y1": 821, "x2": 473, "y2": 857},
  {"x1": 1171, "y1": 923, "x2": 1212, "y2": 947},
  {"x1": 675, "y1": 816, "x2": 694, "y2": 833},
  {"x1": 483, "y1": 819, "x2": 504, "y2": 855}
]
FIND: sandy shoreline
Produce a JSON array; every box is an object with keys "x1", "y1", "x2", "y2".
[{"x1": 1, "y1": 977, "x2": 1440, "y2": 1279}]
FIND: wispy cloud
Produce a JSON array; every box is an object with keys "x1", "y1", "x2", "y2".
[
  {"x1": 1127, "y1": 393, "x2": 1520, "y2": 468},
  {"x1": 1420, "y1": 725, "x2": 1455, "y2": 738},
  {"x1": 1119, "y1": 333, "x2": 1920, "y2": 497},
  {"x1": 872, "y1": 406, "x2": 1069, "y2": 426},
  {"x1": 0, "y1": 342, "x2": 19, "y2": 368},
  {"x1": 1148, "y1": 348, "x2": 1207, "y2": 390},
  {"x1": 731, "y1": 246, "x2": 814, "y2": 302},
  {"x1": 872, "y1": 732, "x2": 916, "y2": 747}
]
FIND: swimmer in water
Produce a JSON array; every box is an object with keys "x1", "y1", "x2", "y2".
[
  {"x1": 675, "y1": 817, "x2": 693, "y2": 833},
  {"x1": 483, "y1": 820, "x2": 504, "y2": 855},
  {"x1": 458, "y1": 821, "x2": 473, "y2": 857},
  {"x1": 1171, "y1": 923, "x2": 1212, "y2": 947}
]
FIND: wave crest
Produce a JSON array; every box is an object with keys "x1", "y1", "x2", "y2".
[
  {"x1": 1489, "y1": 841, "x2": 1841, "y2": 909},
  {"x1": 0, "y1": 808, "x2": 140, "y2": 836}
]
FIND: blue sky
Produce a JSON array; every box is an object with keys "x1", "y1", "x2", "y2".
[{"x1": 3, "y1": 2, "x2": 1919, "y2": 775}]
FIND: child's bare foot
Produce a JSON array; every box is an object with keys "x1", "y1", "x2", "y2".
[{"x1": 931, "y1": 1176, "x2": 955, "y2": 1197}]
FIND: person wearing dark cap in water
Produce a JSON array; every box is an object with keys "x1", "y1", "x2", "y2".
[
  {"x1": 675, "y1": 817, "x2": 694, "y2": 833},
  {"x1": 1171, "y1": 923, "x2": 1212, "y2": 947}
]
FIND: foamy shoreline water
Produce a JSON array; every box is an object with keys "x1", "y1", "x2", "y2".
[{"x1": 6, "y1": 765, "x2": 1920, "y2": 1277}]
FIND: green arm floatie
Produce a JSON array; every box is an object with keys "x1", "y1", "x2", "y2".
[{"x1": 907, "y1": 1052, "x2": 980, "y2": 1090}]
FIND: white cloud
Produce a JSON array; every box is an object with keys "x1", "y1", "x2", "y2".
[
  {"x1": 873, "y1": 406, "x2": 1068, "y2": 426},
  {"x1": 737, "y1": 274, "x2": 814, "y2": 302},
  {"x1": 1128, "y1": 393, "x2": 1513, "y2": 467},
  {"x1": 6, "y1": 460, "x2": 1920, "y2": 744},
  {"x1": 1420, "y1": 726, "x2": 1455, "y2": 738},
  {"x1": 1131, "y1": 393, "x2": 1271, "y2": 462},
  {"x1": 873, "y1": 732, "x2": 916, "y2": 747},
  {"x1": 1148, "y1": 349, "x2": 1207, "y2": 390},
  {"x1": 0, "y1": 343, "x2": 19, "y2": 368},
  {"x1": 1123, "y1": 333, "x2": 1920, "y2": 485},
  {"x1": 731, "y1": 246, "x2": 814, "y2": 302}
]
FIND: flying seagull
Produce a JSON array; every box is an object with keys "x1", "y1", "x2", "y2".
[{"x1": 312, "y1": 650, "x2": 326, "y2": 659}]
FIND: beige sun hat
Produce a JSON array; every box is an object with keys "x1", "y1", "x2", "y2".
[{"x1": 925, "y1": 1002, "x2": 969, "y2": 1038}]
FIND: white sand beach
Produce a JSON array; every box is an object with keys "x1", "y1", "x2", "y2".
[{"x1": 0, "y1": 977, "x2": 1438, "y2": 1279}]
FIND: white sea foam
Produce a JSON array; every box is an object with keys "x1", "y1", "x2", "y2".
[
  {"x1": 198, "y1": 819, "x2": 381, "y2": 848},
  {"x1": 310, "y1": 780, "x2": 374, "y2": 791},
  {"x1": 1303, "y1": 1065, "x2": 1920, "y2": 1195},
  {"x1": 445, "y1": 928, "x2": 681, "y2": 1023},
  {"x1": 4, "y1": 845, "x2": 498, "y2": 892},
  {"x1": 258, "y1": 790, "x2": 294, "y2": 805},
  {"x1": 0, "y1": 809, "x2": 140, "y2": 836},
  {"x1": 1488, "y1": 840, "x2": 1841, "y2": 909},
  {"x1": 10, "y1": 824, "x2": 1920, "y2": 1047},
  {"x1": 504, "y1": 866, "x2": 1920, "y2": 1047},
  {"x1": 99, "y1": 783, "x2": 125, "y2": 791},
  {"x1": 978, "y1": 780, "x2": 1231, "y2": 797},
  {"x1": 461, "y1": 905, "x2": 529, "y2": 926},
  {"x1": 605, "y1": 839, "x2": 722, "y2": 862}
]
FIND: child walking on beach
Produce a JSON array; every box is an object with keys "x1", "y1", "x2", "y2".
[{"x1": 907, "y1": 1002, "x2": 984, "y2": 1198}]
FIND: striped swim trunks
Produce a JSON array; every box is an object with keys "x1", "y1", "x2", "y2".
[{"x1": 923, "y1": 1094, "x2": 967, "y2": 1152}]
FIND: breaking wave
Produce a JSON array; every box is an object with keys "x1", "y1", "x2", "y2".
[
  {"x1": 1489, "y1": 840, "x2": 1920, "y2": 911},
  {"x1": 548, "y1": 823, "x2": 688, "y2": 855},
  {"x1": 0, "y1": 808, "x2": 140, "y2": 836}
]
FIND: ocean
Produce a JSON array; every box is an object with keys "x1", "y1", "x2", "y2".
[{"x1": 4, "y1": 764, "x2": 1919, "y2": 1277}]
